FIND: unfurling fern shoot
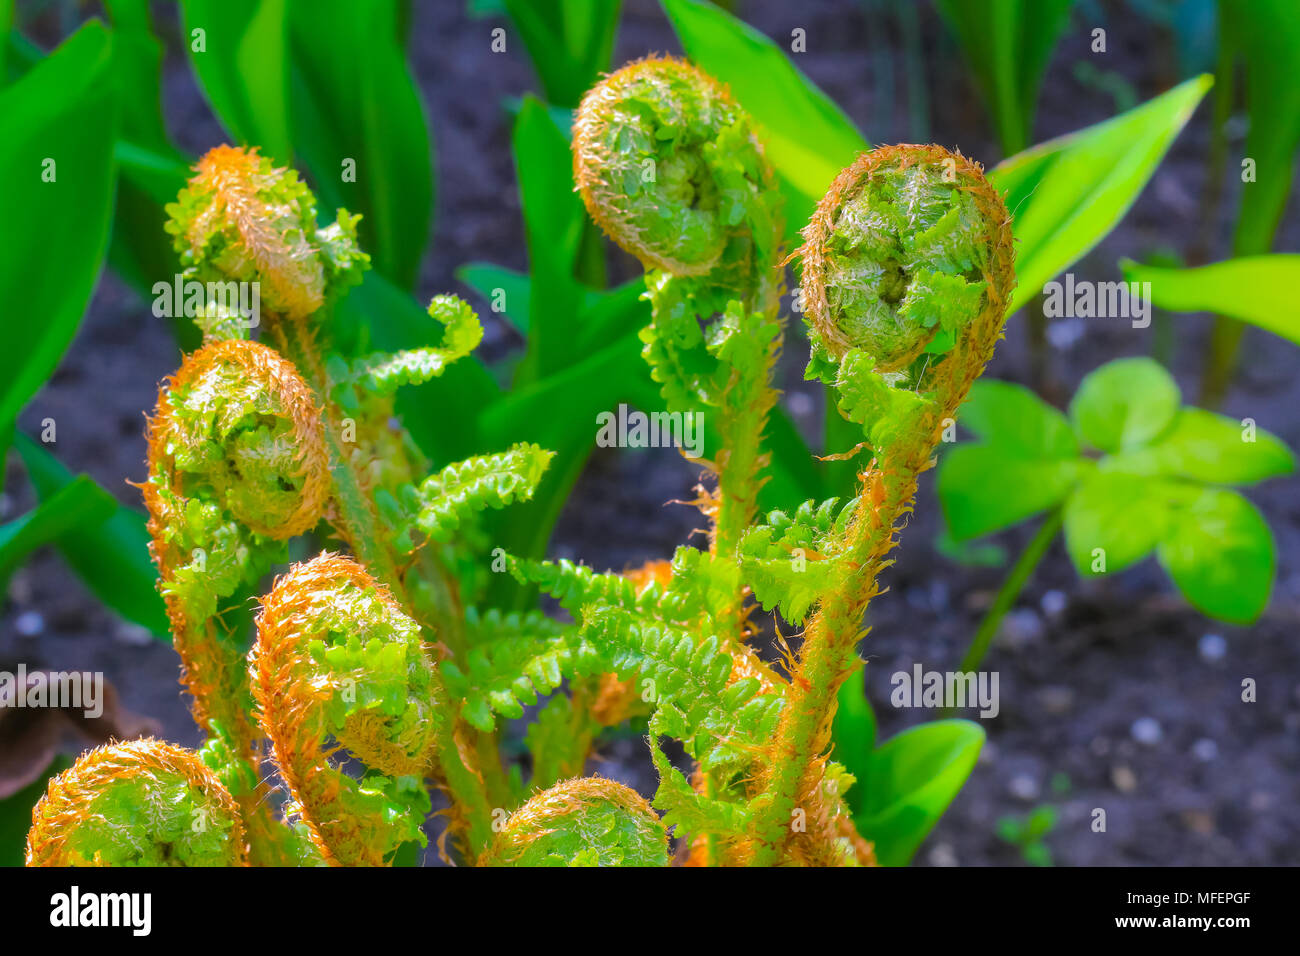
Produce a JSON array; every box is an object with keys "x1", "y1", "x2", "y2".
[{"x1": 26, "y1": 739, "x2": 246, "y2": 867}]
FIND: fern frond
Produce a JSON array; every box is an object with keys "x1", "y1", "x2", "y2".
[
  {"x1": 336, "y1": 295, "x2": 484, "y2": 397},
  {"x1": 739, "y1": 498, "x2": 857, "y2": 624},
  {"x1": 411, "y1": 442, "x2": 553, "y2": 542},
  {"x1": 834, "y1": 348, "x2": 936, "y2": 454}
]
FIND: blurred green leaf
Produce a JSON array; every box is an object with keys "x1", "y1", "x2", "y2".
[
  {"x1": 288, "y1": 0, "x2": 434, "y2": 288},
  {"x1": 991, "y1": 74, "x2": 1212, "y2": 315},
  {"x1": 15, "y1": 435, "x2": 169, "y2": 639},
  {"x1": 456, "y1": 262, "x2": 532, "y2": 335},
  {"x1": 0, "y1": 23, "x2": 118, "y2": 453},
  {"x1": 938, "y1": 445, "x2": 1082, "y2": 541},
  {"x1": 662, "y1": 0, "x2": 868, "y2": 247},
  {"x1": 503, "y1": 0, "x2": 621, "y2": 107},
  {"x1": 832, "y1": 675, "x2": 876, "y2": 802},
  {"x1": 1106, "y1": 407, "x2": 1295, "y2": 485},
  {"x1": 1121, "y1": 255, "x2": 1300, "y2": 346},
  {"x1": 935, "y1": 0, "x2": 1074, "y2": 155},
  {"x1": 856, "y1": 719, "x2": 985, "y2": 866},
  {"x1": 1063, "y1": 471, "x2": 1175, "y2": 575},
  {"x1": 958, "y1": 379, "x2": 1079, "y2": 457},
  {"x1": 1157, "y1": 486, "x2": 1274, "y2": 624},
  {"x1": 181, "y1": 0, "x2": 292, "y2": 164},
  {"x1": 1220, "y1": 0, "x2": 1300, "y2": 254},
  {"x1": 0, "y1": 474, "x2": 114, "y2": 588},
  {"x1": 1068, "y1": 357, "x2": 1181, "y2": 453}
]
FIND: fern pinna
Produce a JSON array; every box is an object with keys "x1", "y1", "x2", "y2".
[{"x1": 26, "y1": 59, "x2": 1012, "y2": 867}]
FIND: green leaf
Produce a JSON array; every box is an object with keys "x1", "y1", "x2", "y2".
[
  {"x1": 991, "y1": 74, "x2": 1212, "y2": 315},
  {"x1": 513, "y1": 95, "x2": 586, "y2": 382},
  {"x1": 1221, "y1": 0, "x2": 1300, "y2": 254},
  {"x1": 180, "y1": 0, "x2": 292, "y2": 164},
  {"x1": 934, "y1": 0, "x2": 1074, "y2": 155},
  {"x1": 1120, "y1": 255, "x2": 1300, "y2": 347},
  {"x1": 832, "y1": 674, "x2": 876, "y2": 802},
  {"x1": 1063, "y1": 471, "x2": 1177, "y2": 575},
  {"x1": 661, "y1": 0, "x2": 868, "y2": 246},
  {"x1": 938, "y1": 446, "x2": 1083, "y2": 541},
  {"x1": 1157, "y1": 487, "x2": 1274, "y2": 624},
  {"x1": 1068, "y1": 357, "x2": 1181, "y2": 453},
  {"x1": 855, "y1": 720, "x2": 984, "y2": 867},
  {"x1": 0, "y1": 475, "x2": 114, "y2": 587},
  {"x1": 1106, "y1": 407, "x2": 1295, "y2": 486},
  {"x1": 287, "y1": 0, "x2": 434, "y2": 288},
  {"x1": 456, "y1": 262, "x2": 532, "y2": 335},
  {"x1": 0, "y1": 23, "x2": 118, "y2": 450},
  {"x1": 958, "y1": 379, "x2": 1078, "y2": 457},
  {"x1": 503, "y1": 0, "x2": 621, "y2": 108},
  {"x1": 15, "y1": 435, "x2": 169, "y2": 638}
]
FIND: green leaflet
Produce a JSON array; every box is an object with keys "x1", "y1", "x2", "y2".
[
  {"x1": 410, "y1": 443, "x2": 553, "y2": 543},
  {"x1": 443, "y1": 608, "x2": 608, "y2": 732},
  {"x1": 833, "y1": 349, "x2": 936, "y2": 455},
  {"x1": 740, "y1": 498, "x2": 856, "y2": 624}
]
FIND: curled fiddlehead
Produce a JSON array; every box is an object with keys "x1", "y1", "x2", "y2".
[
  {"x1": 26, "y1": 739, "x2": 245, "y2": 867},
  {"x1": 144, "y1": 339, "x2": 329, "y2": 738},
  {"x1": 480, "y1": 777, "x2": 668, "y2": 867},
  {"x1": 165, "y1": 144, "x2": 368, "y2": 324},
  {"x1": 250, "y1": 553, "x2": 442, "y2": 866},
  {"x1": 744, "y1": 144, "x2": 1014, "y2": 864}
]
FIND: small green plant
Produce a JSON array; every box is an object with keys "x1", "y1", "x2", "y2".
[
  {"x1": 939, "y1": 356, "x2": 1294, "y2": 673},
  {"x1": 996, "y1": 804, "x2": 1059, "y2": 867},
  {"x1": 25, "y1": 49, "x2": 1016, "y2": 866}
]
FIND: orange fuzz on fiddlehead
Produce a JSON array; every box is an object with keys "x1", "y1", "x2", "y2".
[
  {"x1": 165, "y1": 144, "x2": 368, "y2": 323},
  {"x1": 26, "y1": 739, "x2": 246, "y2": 867},
  {"x1": 250, "y1": 553, "x2": 441, "y2": 866},
  {"x1": 143, "y1": 339, "x2": 330, "y2": 740}
]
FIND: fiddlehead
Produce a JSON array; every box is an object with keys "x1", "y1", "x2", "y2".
[
  {"x1": 573, "y1": 57, "x2": 785, "y2": 558},
  {"x1": 480, "y1": 777, "x2": 669, "y2": 867},
  {"x1": 165, "y1": 144, "x2": 368, "y2": 324},
  {"x1": 26, "y1": 739, "x2": 245, "y2": 867},
  {"x1": 745, "y1": 145, "x2": 1014, "y2": 864},
  {"x1": 250, "y1": 553, "x2": 442, "y2": 866}
]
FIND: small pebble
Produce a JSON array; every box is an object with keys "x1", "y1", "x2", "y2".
[
  {"x1": 1038, "y1": 685, "x2": 1075, "y2": 716},
  {"x1": 114, "y1": 621, "x2": 154, "y2": 646},
  {"x1": 1131, "y1": 717, "x2": 1163, "y2": 746},
  {"x1": 1248, "y1": 791, "x2": 1273, "y2": 813},
  {"x1": 1047, "y1": 318, "x2": 1085, "y2": 350},
  {"x1": 1090, "y1": 735, "x2": 1111, "y2": 757},
  {"x1": 927, "y1": 842, "x2": 958, "y2": 867},
  {"x1": 1199, "y1": 632, "x2": 1227, "y2": 663},
  {"x1": 14, "y1": 610, "x2": 45, "y2": 637},
  {"x1": 1112, "y1": 765, "x2": 1138, "y2": 793},
  {"x1": 1191, "y1": 738, "x2": 1218, "y2": 762},
  {"x1": 784, "y1": 391, "x2": 814, "y2": 418},
  {"x1": 978, "y1": 740, "x2": 999, "y2": 766},
  {"x1": 998, "y1": 608, "x2": 1044, "y2": 649},
  {"x1": 1009, "y1": 773, "x2": 1040, "y2": 802},
  {"x1": 1040, "y1": 589, "x2": 1068, "y2": 618}
]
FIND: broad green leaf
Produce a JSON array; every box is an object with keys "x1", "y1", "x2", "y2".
[
  {"x1": 990, "y1": 74, "x2": 1211, "y2": 315},
  {"x1": 1221, "y1": 0, "x2": 1300, "y2": 254},
  {"x1": 1157, "y1": 487, "x2": 1274, "y2": 624},
  {"x1": 181, "y1": 0, "x2": 292, "y2": 164},
  {"x1": 1106, "y1": 407, "x2": 1294, "y2": 486},
  {"x1": 832, "y1": 674, "x2": 876, "y2": 801},
  {"x1": 1068, "y1": 357, "x2": 1181, "y2": 453},
  {"x1": 958, "y1": 379, "x2": 1078, "y2": 458},
  {"x1": 1063, "y1": 471, "x2": 1177, "y2": 575},
  {"x1": 0, "y1": 475, "x2": 114, "y2": 587},
  {"x1": 1120, "y1": 255, "x2": 1300, "y2": 346},
  {"x1": 938, "y1": 446, "x2": 1083, "y2": 541},
  {"x1": 16, "y1": 435, "x2": 170, "y2": 639},
  {"x1": 503, "y1": 0, "x2": 621, "y2": 107},
  {"x1": 934, "y1": 0, "x2": 1074, "y2": 155},
  {"x1": 456, "y1": 262, "x2": 532, "y2": 335},
  {"x1": 513, "y1": 96, "x2": 586, "y2": 382},
  {"x1": 0, "y1": 23, "x2": 118, "y2": 450},
  {"x1": 856, "y1": 720, "x2": 985, "y2": 867},
  {"x1": 288, "y1": 0, "x2": 434, "y2": 288},
  {"x1": 661, "y1": 0, "x2": 868, "y2": 245}
]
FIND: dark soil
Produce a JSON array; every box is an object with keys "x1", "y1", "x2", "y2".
[{"x1": 4, "y1": 0, "x2": 1298, "y2": 865}]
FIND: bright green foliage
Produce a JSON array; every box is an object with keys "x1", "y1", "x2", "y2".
[
  {"x1": 410, "y1": 443, "x2": 554, "y2": 543},
  {"x1": 939, "y1": 358, "x2": 1294, "y2": 624},
  {"x1": 740, "y1": 498, "x2": 855, "y2": 624}
]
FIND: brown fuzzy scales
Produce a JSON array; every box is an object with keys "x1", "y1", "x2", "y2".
[{"x1": 26, "y1": 738, "x2": 246, "y2": 867}]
